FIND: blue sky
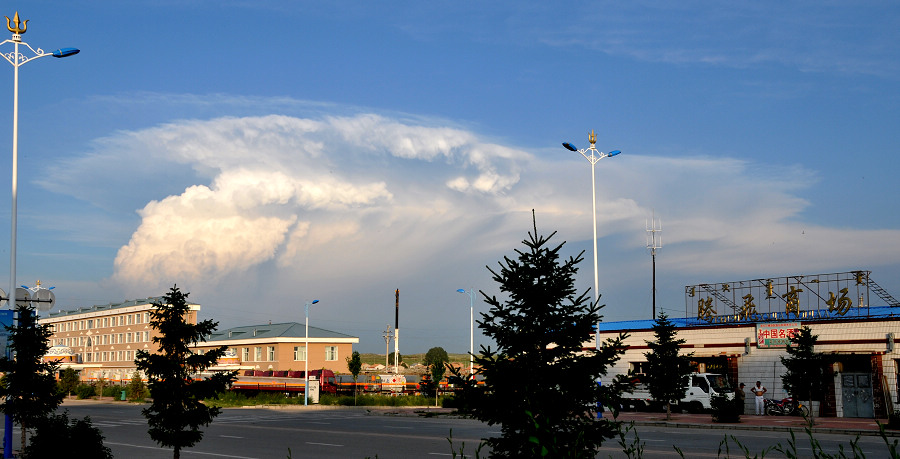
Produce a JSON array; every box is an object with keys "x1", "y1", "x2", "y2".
[{"x1": 0, "y1": 1, "x2": 898, "y2": 353}]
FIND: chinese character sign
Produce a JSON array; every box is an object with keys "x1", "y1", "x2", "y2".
[{"x1": 756, "y1": 322, "x2": 800, "y2": 349}]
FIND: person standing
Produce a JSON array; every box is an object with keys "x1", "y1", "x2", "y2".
[
  {"x1": 737, "y1": 383, "x2": 746, "y2": 414},
  {"x1": 752, "y1": 380, "x2": 767, "y2": 415}
]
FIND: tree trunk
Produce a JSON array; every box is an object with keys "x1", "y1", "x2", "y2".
[
  {"x1": 174, "y1": 445, "x2": 181, "y2": 459},
  {"x1": 20, "y1": 423, "x2": 26, "y2": 455},
  {"x1": 666, "y1": 402, "x2": 672, "y2": 420}
]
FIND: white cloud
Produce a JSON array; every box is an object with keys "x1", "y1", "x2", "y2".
[{"x1": 42, "y1": 108, "x2": 900, "y2": 350}]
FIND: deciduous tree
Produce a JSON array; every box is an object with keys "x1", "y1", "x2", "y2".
[
  {"x1": 644, "y1": 312, "x2": 694, "y2": 419},
  {"x1": 465, "y1": 213, "x2": 628, "y2": 458},
  {"x1": 424, "y1": 347, "x2": 449, "y2": 403},
  {"x1": 345, "y1": 351, "x2": 362, "y2": 405},
  {"x1": 135, "y1": 286, "x2": 237, "y2": 459}
]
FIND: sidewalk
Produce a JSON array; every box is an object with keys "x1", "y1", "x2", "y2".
[{"x1": 611, "y1": 411, "x2": 897, "y2": 437}]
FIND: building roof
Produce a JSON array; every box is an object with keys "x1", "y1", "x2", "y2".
[
  {"x1": 596, "y1": 305, "x2": 900, "y2": 332},
  {"x1": 207, "y1": 322, "x2": 357, "y2": 341},
  {"x1": 45, "y1": 297, "x2": 199, "y2": 319}
]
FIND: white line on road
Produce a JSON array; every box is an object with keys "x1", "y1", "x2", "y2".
[
  {"x1": 305, "y1": 442, "x2": 343, "y2": 447},
  {"x1": 219, "y1": 435, "x2": 244, "y2": 439},
  {"x1": 105, "y1": 442, "x2": 261, "y2": 458}
]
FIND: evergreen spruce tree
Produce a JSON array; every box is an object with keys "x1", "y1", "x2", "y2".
[
  {"x1": 781, "y1": 326, "x2": 827, "y2": 423},
  {"x1": 466, "y1": 213, "x2": 628, "y2": 458},
  {"x1": 645, "y1": 312, "x2": 694, "y2": 420},
  {"x1": 0, "y1": 304, "x2": 65, "y2": 453},
  {"x1": 135, "y1": 286, "x2": 237, "y2": 459}
]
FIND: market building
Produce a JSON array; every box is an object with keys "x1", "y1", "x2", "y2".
[{"x1": 595, "y1": 270, "x2": 900, "y2": 418}]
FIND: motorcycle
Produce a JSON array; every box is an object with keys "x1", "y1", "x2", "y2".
[{"x1": 764, "y1": 397, "x2": 809, "y2": 416}]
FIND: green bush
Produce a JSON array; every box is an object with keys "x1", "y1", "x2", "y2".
[
  {"x1": 22, "y1": 411, "x2": 113, "y2": 458},
  {"x1": 710, "y1": 394, "x2": 742, "y2": 423},
  {"x1": 75, "y1": 384, "x2": 96, "y2": 400},
  {"x1": 101, "y1": 385, "x2": 122, "y2": 398},
  {"x1": 888, "y1": 410, "x2": 900, "y2": 429}
]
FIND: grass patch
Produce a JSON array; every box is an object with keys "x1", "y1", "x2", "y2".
[{"x1": 206, "y1": 391, "x2": 452, "y2": 408}]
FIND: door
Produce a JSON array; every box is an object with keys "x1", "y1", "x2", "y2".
[{"x1": 842, "y1": 373, "x2": 874, "y2": 418}]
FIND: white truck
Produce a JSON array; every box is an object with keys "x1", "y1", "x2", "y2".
[{"x1": 621, "y1": 372, "x2": 734, "y2": 413}]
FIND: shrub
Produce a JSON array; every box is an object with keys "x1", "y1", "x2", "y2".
[
  {"x1": 75, "y1": 384, "x2": 96, "y2": 400},
  {"x1": 710, "y1": 393, "x2": 742, "y2": 423},
  {"x1": 888, "y1": 410, "x2": 900, "y2": 429},
  {"x1": 22, "y1": 411, "x2": 112, "y2": 458}
]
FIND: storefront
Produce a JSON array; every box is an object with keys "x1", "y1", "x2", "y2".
[{"x1": 595, "y1": 270, "x2": 900, "y2": 418}]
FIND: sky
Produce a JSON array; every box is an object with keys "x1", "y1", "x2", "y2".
[{"x1": 0, "y1": 1, "x2": 897, "y2": 354}]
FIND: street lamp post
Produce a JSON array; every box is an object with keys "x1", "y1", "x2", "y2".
[
  {"x1": 304, "y1": 299, "x2": 319, "y2": 406},
  {"x1": 456, "y1": 288, "x2": 475, "y2": 376},
  {"x1": 0, "y1": 13, "x2": 78, "y2": 459},
  {"x1": 562, "y1": 130, "x2": 620, "y2": 350}
]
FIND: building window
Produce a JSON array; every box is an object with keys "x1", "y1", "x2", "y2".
[
  {"x1": 128, "y1": 315, "x2": 133, "y2": 325},
  {"x1": 144, "y1": 331, "x2": 150, "y2": 342},
  {"x1": 325, "y1": 346, "x2": 338, "y2": 361},
  {"x1": 118, "y1": 333, "x2": 123, "y2": 344},
  {"x1": 267, "y1": 346, "x2": 275, "y2": 361},
  {"x1": 87, "y1": 319, "x2": 93, "y2": 329},
  {"x1": 135, "y1": 313, "x2": 141, "y2": 324},
  {"x1": 242, "y1": 348, "x2": 249, "y2": 362},
  {"x1": 293, "y1": 346, "x2": 306, "y2": 361},
  {"x1": 255, "y1": 347, "x2": 262, "y2": 361},
  {"x1": 144, "y1": 312, "x2": 150, "y2": 323}
]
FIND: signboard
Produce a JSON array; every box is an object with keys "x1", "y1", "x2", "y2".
[
  {"x1": 686, "y1": 270, "x2": 875, "y2": 325},
  {"x1": 0, "y1": 309, "x2": 14, "y2": 357},
  {"x1": 756, "y1": 322, "x2": 800, "y2": 349}
]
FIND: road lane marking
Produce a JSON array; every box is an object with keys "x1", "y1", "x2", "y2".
[
  {"x1": 220, "y1": 435, "x2": 244, "y2": 439},
  {"x1": 105, "y1": 442, "x2": 261, "y2": 458},
  {"x1": 306, "y1": 442, "x2": 343, "y2": 447}
]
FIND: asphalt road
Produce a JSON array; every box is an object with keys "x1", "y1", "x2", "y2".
[{"x1": 3, "y1": 402, "x2": 894, "y2": 458}]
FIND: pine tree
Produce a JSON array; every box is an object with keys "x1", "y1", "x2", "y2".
[
  {"x1": 466, "y1": 213, "x2": 628, "y2": 458},
  {"x1": 0, "y1": 304, "x2": 65, "y2": 453},
  {"x1": 781, "y1": 326, "x2": 827, "y2": 423},
  {"x1": 135, "y1": 286, "x2": 237, "y2": 459},
  {"x1": 645, "y1": 312, "x2": 694, "y2": 420}
]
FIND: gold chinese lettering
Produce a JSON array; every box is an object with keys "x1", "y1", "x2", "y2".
[
  {"x1": 740, "y1": 294, "x2": 757, "y2": 319},
  {"x1": 766, "y1": 280, "x2": 776, "y2": 299},
  {"x1": 698, "y1": 297, "x2": 715, "y2": 321},
  {"x1": 826, "y1": 287, "x2": 853, "y2": 316},
  {"x1": 782, "y1": 286, "x2": 803, "y2": 314},
  {"x1": 722, "y1": 283, "x2": 730, "y2": 292}
]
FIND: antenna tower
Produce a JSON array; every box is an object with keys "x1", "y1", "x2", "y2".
[{"x1": 647, "y1": 211, "x2": 662, "y2": 319}]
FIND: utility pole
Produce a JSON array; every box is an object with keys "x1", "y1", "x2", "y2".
[
  {"x1": 647, "y1": 211, "x2": 662, "y2": 319},
  {"x1": 382, "y1": 324, "x2": 392, "y2": 369}
]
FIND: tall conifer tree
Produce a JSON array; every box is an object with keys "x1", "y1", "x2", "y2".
[
  {"x1": 466, "y1": 213, "x2": 628, "y2": 458},
  {"x1": 645, "y1": 312, "x2": 693, "y2": 419},
  {"x1": 135, "y1": 286, "x2": 236, "y2": 459},
  {"x1": 0, "y1": 304, "x2": 64, "y2": 453}
]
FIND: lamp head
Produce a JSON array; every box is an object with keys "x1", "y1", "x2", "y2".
[
  {"x1": 456, "y1": 289, "x2": 465, "y2": 293},
  {"x1": 51, "y1": 48, "x2": 79, "y2": 58},
  {"x1": 311, "y1": 299, "x2": 319, "y2": 304},
  {"x1": 608, "y1": 150, "x2": 621, "y2": 157},
  {"x1": 562, "y1": 142, "x2": 578, "y2": 152}
]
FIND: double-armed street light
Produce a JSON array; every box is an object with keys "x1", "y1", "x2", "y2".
[
  {"x1": 562, "y1": 130, "x2": 620, "y2": 350},
  {"x1": 0, "y1": 12, "x2": 78, "y2": 459},
  {"x1": 304, "y1": 299, "x2": 319, "y2": 406}
]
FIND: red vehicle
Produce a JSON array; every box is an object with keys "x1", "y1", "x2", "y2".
[{"x1": 229, "y1": 369, "x2": 337, "y2": 395}]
